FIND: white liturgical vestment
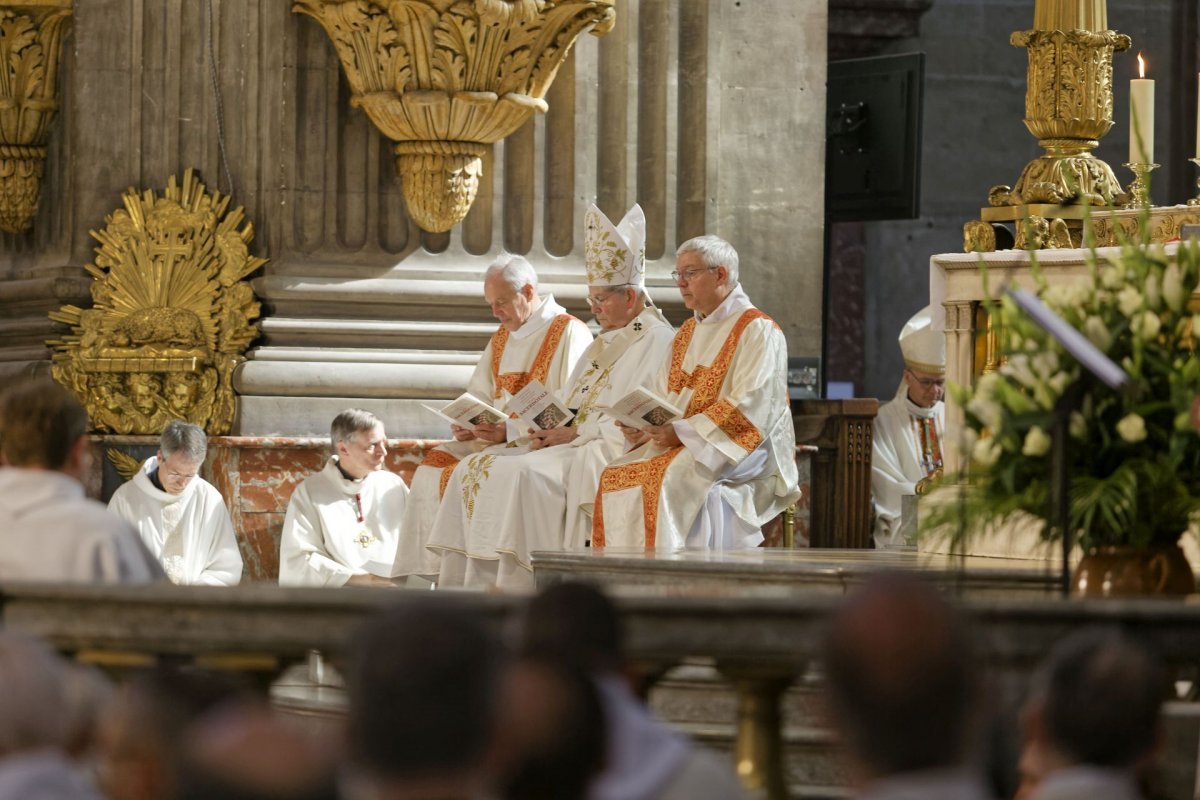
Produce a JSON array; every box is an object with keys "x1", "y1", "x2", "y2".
[
  {"x1": 871, "y1": 381, "x2": 944, "y2": 549},
  {"x1": 425, "y1": 305, "x2": 675, "y2": 589},
  {"x1": 0, "y1": 468, "x2": 164, "y2": 583},
  {"x1": 395, "y1": 295, "x2": 592, "y2": 578},
  {"x1": 107, "y1": 456, "x2": 243, "y2": 586},
  {"x1": 279, "y1": 457, "x2": 409, "y2": 587},
  {"x1": 594, "y1": 286, "x2": 801, "y2": 550}
]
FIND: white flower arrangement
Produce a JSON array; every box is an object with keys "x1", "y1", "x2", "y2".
[{"x1": 944, "y1": 238, "x2": 1200, "y2": 550}]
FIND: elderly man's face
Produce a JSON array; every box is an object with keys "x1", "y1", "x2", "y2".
[
  {"x1": 156, "y1": 449, "x2": 201, "y2": 495},
  {"x1": 337, "y1": 423, "x2": 388, "y2": 480},
  {"x1": 485, "y1": 274, "x2": 536, "y2": 332},
  {"x1": 587, "y1": 285, "x2": 639, "y2": 332},
  {"x1": 903, "y1": 367, "x2": 945, "y2": 408},
  {"x1": 673, "y1": 250, "x2": 727, "y2": 315}
]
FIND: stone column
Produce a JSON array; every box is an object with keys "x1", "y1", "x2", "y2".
[{"x1": 1, "y1": 0, "x2": 830, "y2": 440}]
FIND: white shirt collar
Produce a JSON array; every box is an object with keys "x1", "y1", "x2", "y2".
[
  {"x1": 696, "y1": 283, "x2": 752, "y2": 324},
  {"x1": 895, "y1": 379, "x2": 942, "y2": 421},
  {"x1": 510, "y1": 294, "x2": 566, "y2": 340}
]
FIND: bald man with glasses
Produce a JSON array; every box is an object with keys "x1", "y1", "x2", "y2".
[{"x1": 871, "y1": 306, "x2": 947, "y2": 548}]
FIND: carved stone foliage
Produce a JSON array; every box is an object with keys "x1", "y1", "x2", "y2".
[
  {"x1": 293, "y1": 0, "x2": 615, "y2": 233},
  {"x1": 49, "y1": 169, "x2": 265, "y2": 435},
  {"x1": 0, "y1": 1, "x2": 71, "y2": 234}
]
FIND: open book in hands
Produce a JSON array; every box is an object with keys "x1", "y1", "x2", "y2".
[
  {"x1": 422, "y1": 393, "x2": 508, "y2": 429},
  {"x1": 596, "y1": 387, "x2": 683, "y2": 429},
  {"x1": 504, "y1": 379, "x2": 575, "y2": 431}
]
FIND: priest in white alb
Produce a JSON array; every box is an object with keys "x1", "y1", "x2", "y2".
[
  {"x1": 593, "y1": 235, "x2": 802, "y2": 550},
  {"x1": 423, "y1": 203, "x2": 675, "y2": 589},
  {"x1": 393, "y1": 254, "x2": 593, "y2": 578},
  {"x1": 870, "y1": 306, "x2": 945, "y2": 549},
  {"x1": 108, "y1": 420, "x2": 243, "y2": 585},
  {"x1": 279, "y1": 409, "x2": 408, "y2": 586}
]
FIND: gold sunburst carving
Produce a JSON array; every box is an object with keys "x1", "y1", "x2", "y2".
[{"x1": 48, "y1": 169, "x2": 265, "y2": 435}]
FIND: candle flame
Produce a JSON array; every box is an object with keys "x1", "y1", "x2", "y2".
[{"x1": 1138, "y1": 52, "x2": 1146, "y2": 78}]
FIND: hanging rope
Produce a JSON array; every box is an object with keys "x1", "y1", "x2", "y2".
[{"x1": 206, "y1": 0, "x2": 235, "y2": 197}]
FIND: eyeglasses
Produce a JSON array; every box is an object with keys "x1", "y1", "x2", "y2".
[
  {"x1": 586, "y1": 290, "x2": 617, "y2": 307},
  {"x1": 670, "y1": 266, "x2": 717, "y2": 283},
  {"x1": 906, "y1": 371, "x2": 945, "y2": 389},
  {"x1": 164, "y1": 470, "x2": 197, "y2": 482}
]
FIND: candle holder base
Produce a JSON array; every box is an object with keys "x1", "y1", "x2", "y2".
[
  {"x1": 1188, "y1": 159, "x2": 1200, "y2": 207},
  {"x1": 1122, "y1": 162, "x2": 1159, "y2": 208}
]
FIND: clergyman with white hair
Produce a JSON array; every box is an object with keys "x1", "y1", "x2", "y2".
[
  {"x1": 395, "y1": 253, "x2": 592, "y2": 580},
  {"x1": 592, "y1": 234, "x2": 801, "y2": 551},
  {"x1": 108, "y1": 420, "x2": 243, "y2": 585},
  {"x1": 423, "y1": 204, "x2": 676, "y2": 589},
  {"x1": 279, "y1": 409, "x2": 408, "y2": 587}
]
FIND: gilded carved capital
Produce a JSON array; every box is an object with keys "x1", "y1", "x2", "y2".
[
  {"x1": 48, "y1": 169, "x2": 265, "y2": 435},
  {"x1": 293, "y1": 0, "x2": 615, "y2": 232},
  {"x1": 0, "y1": 0, "x2": 71, "y2": 234}
]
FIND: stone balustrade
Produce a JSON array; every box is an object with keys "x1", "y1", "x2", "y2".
[{"x1": 4, "y1": 584, "x2": 1200, "y2": 798}]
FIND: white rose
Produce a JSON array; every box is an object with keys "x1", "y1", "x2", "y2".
[
  {"x1": 972, "y1": 437, "x2": 1002, "y2": 467},
  {"x1": 1083, "y1": 316, "x2": 1112, "y2": 352},
  {"x1": 1117, "y1": 285, "x2": 1143, "y2": 316},
  {"x1": 966, "y1": 395, "x2": 1003, "y2": 431},
  {"x1": 1032, "y1": 351, "x2": 1059, "y2": 379},
  {"x1": 975, "y1": 372, "x2": 1001, "y2": 400},
  {"x1": 1116, "y1": 413, "x2": 1147, "y2": 443},
  {"x1": 1135, "y1": 311, "x2": 1161, "y2": 341},
  {"x1": 1163, "y1": 262, "x2": 1185, "y2": 312},
  {"x1": 1144, "y1": 273, "x2": 1162, "y2": 310},
  {"x1": 1101, "y1": 264, "x2": 1123, "y2": 289},
  {"x1": 1022, "y1": 426, "x2": 1052, "y2": 457},
  {"x1": 1001, "y1": 354, "x2": 1038, "y2": 389},
  {"x1": 1069, "y1": 411, "x2": 1087, "y2": 440}
]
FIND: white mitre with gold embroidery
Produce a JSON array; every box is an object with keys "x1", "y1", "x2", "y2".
[
  {"x1": 899, "y1": 305, "x2": 945, "y2": 375},
  {"x1": 584, "y1": 203, "x2": 646, "y2": 288}
]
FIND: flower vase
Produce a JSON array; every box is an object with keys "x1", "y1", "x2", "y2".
[{"x1": 1072, "y1": 544, "x2": 1196, "y2": 597}]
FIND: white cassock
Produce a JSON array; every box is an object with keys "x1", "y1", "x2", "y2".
[
  {"x1": 426, "y1": 305, "x2": 675, "y2": 589},
  {"x1": 393, "y1": 295, "x2": 592, "y2": 578},
  {"x1": 0, "y1": 468, "x2": 164, "y2": 583},
  {"x1": 594, "y1": 285, "x2": 802, "y2": 550},
  {"x1": 279, "y1": 457, "x2": 409, "y2": 586},
  {"x1": 107, "y1": 456, "x2": 243, "y2": 586},
  {"x1": 871, "y1": 381, "x2": 944, "y2": 549}
]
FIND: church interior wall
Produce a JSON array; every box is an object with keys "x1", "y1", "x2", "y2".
[
  {"x1": 0, "y1": 0, "x2": 827, "y2": 437},
  {"x1": 859, "y1": 0, "x2": 1179, "y2": 400}
]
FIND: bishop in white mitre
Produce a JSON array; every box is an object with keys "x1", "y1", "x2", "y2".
[
  {"x1": 108, "y1": 420, "x2": 243, "y2": 585},
  {"x1": 593, "y1": 235, "x2": 801, "y2": 550},
  {"x1": 393, "y1": 254, "x2": 592, "y2": 578},
  {"x1": 871, "y1": 306, "x2": 946, "y2": 549},
  {"x1": 423, "y1": 204, "x2": 676, "y2": 590}
]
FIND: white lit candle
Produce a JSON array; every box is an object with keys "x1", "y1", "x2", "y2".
[{"x1": 1130, "y1": 53, "x2": 1154, "y2": 164}]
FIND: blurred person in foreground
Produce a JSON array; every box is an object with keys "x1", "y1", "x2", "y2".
[
  {"x1": 177, "y1": 702, "x2": 338, "y2": 800},
  {"x1": 522, "y1": 581, "x2": 747, "y2": 800},
  {"x1": 496, "y1": 655, "x2": 607, "y2": 800},
  {"x1": 340, "y1": 598, "x2": 509, "y2": 800},
  {"x1": 97, "y1": 668, "x2": 247, "y2": 800},
  {"x1": 0, "y1": 632, "x2": 99, "y2": 799},
  {"x1": 824, "y1": 574, "x2": 988, "y2": 800},
  {"x1": 0, "y1": 378, "x2": 163, "y2": 583},
  {"x1": 108, "y1": 420, "x2": 243, "y2": 585},
  {"x1": 1017, "y1": 629, "x2": 1165, "y2": 800}
]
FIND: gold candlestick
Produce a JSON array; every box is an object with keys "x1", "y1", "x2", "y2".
[
  {"x1": 1188, "y1": 158, "x2": 1200, "y2": 206},
  {"x1": 1123, "y1": 162, "x2": 1158, "y2": 207}
]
